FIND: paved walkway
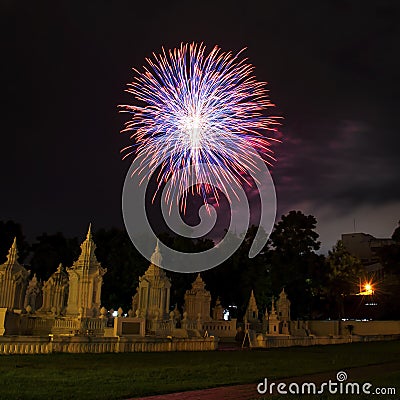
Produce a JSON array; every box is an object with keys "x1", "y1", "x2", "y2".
[{"x1": 131, "y1": 361, "x2": 400, "y2": 400}]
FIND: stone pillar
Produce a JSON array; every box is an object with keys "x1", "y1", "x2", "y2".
[
  {"x1": 268, "y1": 297, "x2": 280, "y2": 335},
  {"x1": 0, "y1": 308, "x2": 7, "y2": 336}
]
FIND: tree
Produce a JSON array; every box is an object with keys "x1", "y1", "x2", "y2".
[
  {"x1": 267, "y1": 210, "x2": 324, "y2": 319},
  {"x1": 376, "y1": 244, "x2": 400, "y2": 275},
  {"x1": 200, "y1": 225, "x2": 271, "y2": 318},
  {"x1": 323, "y1": 240, "x2": 364, "y2": 319},
  {"x1": 93, "y1": 228, "x2": 149, "y2": 311},
  {"x1": 29, "y1": 232, "x2": 80, "y2": 279}
]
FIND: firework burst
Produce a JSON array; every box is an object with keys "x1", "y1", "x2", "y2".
[{"x1": 120, "y1": 43, "x2": 280, "y2": 210}]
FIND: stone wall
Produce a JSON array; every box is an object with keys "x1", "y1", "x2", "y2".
[
  {"x1": 308, "y1": 320, "x2": 400, "y2": 336},
  {"x1": 0, "y1": 335, "x2": 218, "y2": 354},
  {"x1": 255, "y1": 334, "x2": 400, "y2": 349},
  {"x1": 0, "y1": 311, "x2": 108, "y2": 337},
  {"x1": 308, "y1": 320, "x2": 340, "y2": 336},
  {"x1": 203, "y1": 319, "x2": 237, "y2": 337},
  {"x1": 347, "y1": 320, "x2": 400, "y2": 335}
]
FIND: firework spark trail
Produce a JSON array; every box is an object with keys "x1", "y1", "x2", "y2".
[{"x1": 120, "y1": 43, "x2": 280, "y2": 211}]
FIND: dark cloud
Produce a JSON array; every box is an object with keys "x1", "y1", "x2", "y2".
[{"x1": 4, "y1": 1, "x2": 400, "y2": 251}]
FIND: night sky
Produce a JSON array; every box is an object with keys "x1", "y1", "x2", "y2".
[{"x1": 5, "y1": 1, "x2": 400, "y2": 253}]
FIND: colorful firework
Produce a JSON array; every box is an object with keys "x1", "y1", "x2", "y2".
[{"x1": 120, "y1": 43, "x2": 280, "y2": 210}]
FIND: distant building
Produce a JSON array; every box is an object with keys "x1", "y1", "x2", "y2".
[
  {"x1": 342, "y1": 233, "x2": 394, "y2": 264},
  {"x1": 342, "y1": 232, "x2": 394, "y2": 277}
]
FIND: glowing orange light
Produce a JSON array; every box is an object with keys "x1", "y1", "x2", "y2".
[{"x1": 356, "y1": 280, "x2": 375, "y2": 295}]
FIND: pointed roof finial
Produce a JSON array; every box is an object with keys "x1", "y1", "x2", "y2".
[
  {"x1": 71, "y1": 225, "x2": 101, "y2": 272},
  {"x1": 150, "y1": 239, "x2": 162, "y2": 267},
  {"x1": 271, "y1": 296, "x2": 276, "y2": 312},
  {"x1": 0, "y1": 236, "x2": 29, "y2": 279},
  {"x1": 192, "y1": 273, "x2": 206, "y2": 290},
  {"x1": 247, "y1": 289, "x2": 258, "y2": 312},
  {"x1": 7, "y1": 237, "x2": 18, "y2": 264},
  {"x1": 87, "y1": 223, "x2": 92, "y2": 239}
]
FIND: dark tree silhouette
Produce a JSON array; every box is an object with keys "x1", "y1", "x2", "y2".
[
  {"x1": 267, "y1": 210, "x2": 325, "y2": 319},
  {"x1": 323, "y1": 240, "x2": 364, "y2": 319},
  {"x1": 202, "y1": 226, "x2": 271, "y2": 319},
  {"x1": 29, "y1": 232, "x2": 80, "y2": 279}
]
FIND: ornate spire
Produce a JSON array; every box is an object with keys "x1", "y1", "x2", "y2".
[
  {"x1": 71, "y1": 224, "x2": 102, "y2": 272},
  {"x1": 150, "y1": 239, "x2": 162, "y2": 267},
  {"x1": 192, "y1": 273, "x2": 206, "y2": 290},
  {"x1": 0, "y1": 237, "x2": 26, "y2": 273},
  {"x1": 247, "y1": 290, "x2": 258, "y2": 311},
  {"x1": 86, "y1": 223, "x2": 92, "y2": 240},
  {"x1": 0, "y1": 237, "x2": 30, "y2": 308},
  {"x1": 7, "y1": 237, "x2": 18, "y2": 265},
  {"x1": 143, "y1": 240, "x2": 168, "y2": 278},
  {"x1": 271, "y1": 296, "x2": 276, "y2": 313},
  {"x1": 51, "y1": 263, "x2": 68, "y2": 285}
]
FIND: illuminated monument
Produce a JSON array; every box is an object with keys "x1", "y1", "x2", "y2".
[
  {"x1": 1, "y1": 226, "x2": 398, "y2": 354},
  {"x1": 66, "y1": 225, "x2": 107, "y2": 317},
  {"x1": 136, "y1": 240, "x2": 171, "y2": 332},
  {"x1": 0, "y1": 238, "x2": 30, "y2": 311},
  {"x1": 184, "y1": 274, "x2": 211, "y2": 321},
  {"x1": 245, "y1": 289, "x2": 259, "y2": 323},
  {"x1": 39, "y1": 264, "x2": 69, "y2": 315}
]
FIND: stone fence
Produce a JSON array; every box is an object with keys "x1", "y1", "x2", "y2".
[
  {"x1": 0, "y1": 335, "x2": 218, "y2": 355},
  {"x1": 2, "y1": 312, "x2": 108, "y2": 337},
  {"x1": 307, "y1": 320, "x2": 400, "y2": 336},
  {"x1": 254, "y1": 333, "x2": 400, "y2": 348}
]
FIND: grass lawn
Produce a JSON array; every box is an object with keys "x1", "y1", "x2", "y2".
[{"x1": 0, "y1": 341, "x2": 399, "y2": 399}]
